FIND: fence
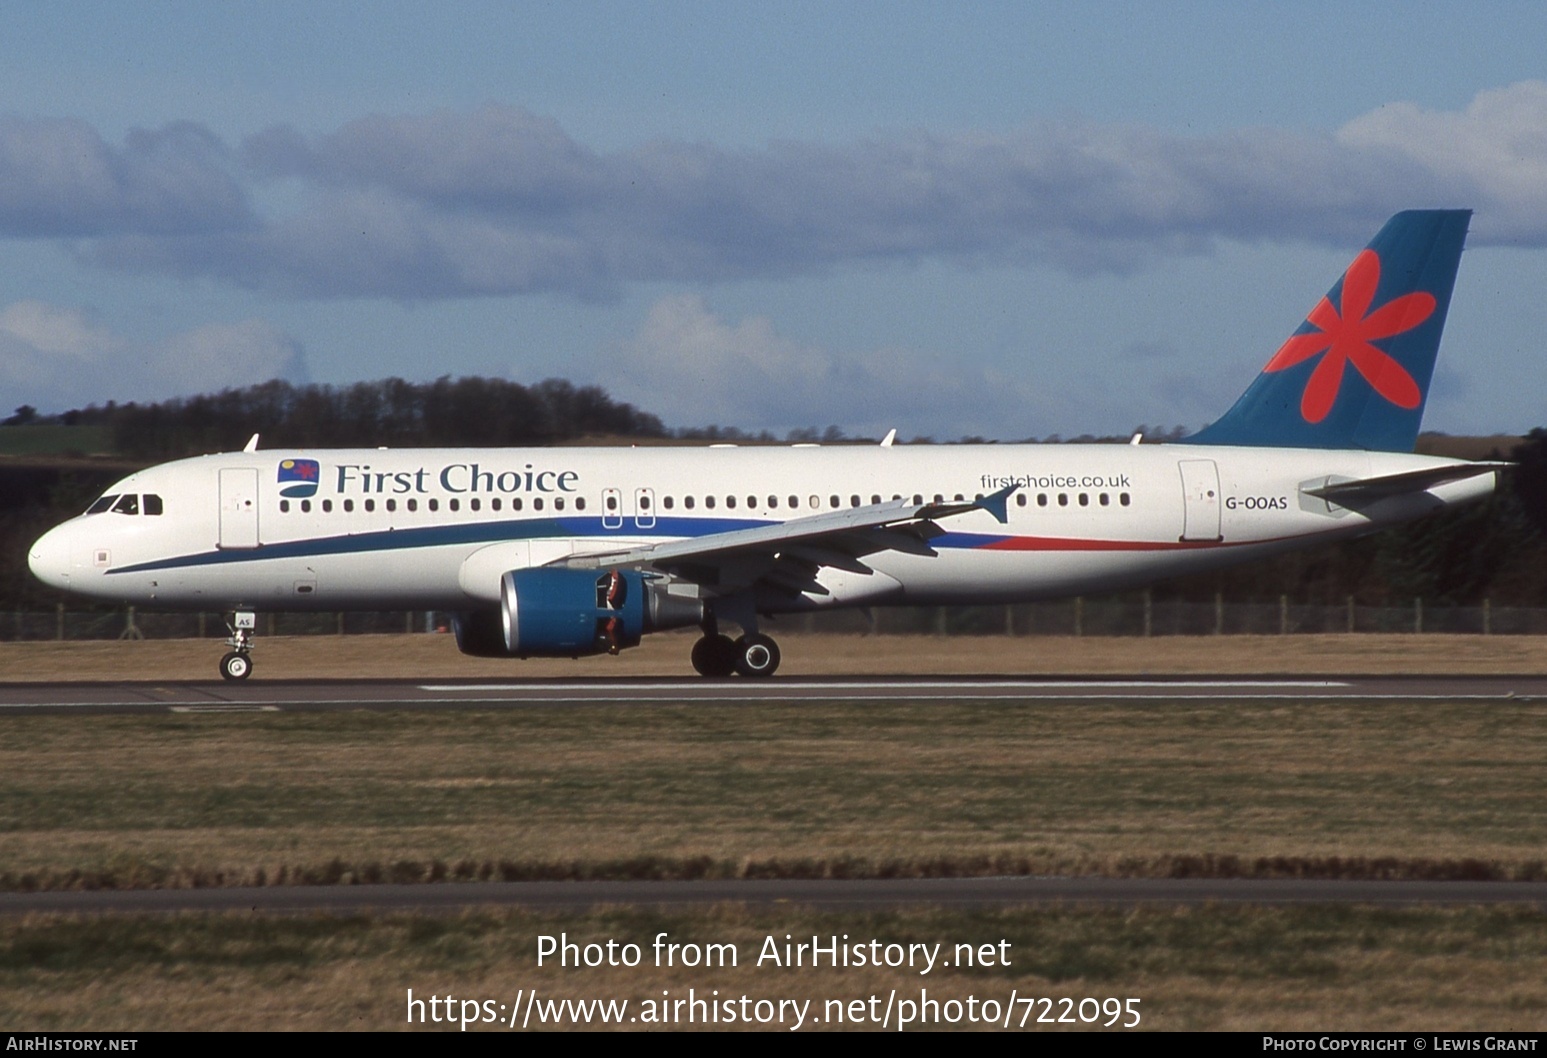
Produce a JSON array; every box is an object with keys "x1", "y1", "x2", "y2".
[{"x1": 3, "y1": 596, "x2": 1546, "y2": 641}]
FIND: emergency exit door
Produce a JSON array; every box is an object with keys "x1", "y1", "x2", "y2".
[
  {"x1": 219, "y1": 468, "x2": 260, "y2": 549},
  {"x1": 1178, "y1": 459, "x2": 1222, "y2": 542}
]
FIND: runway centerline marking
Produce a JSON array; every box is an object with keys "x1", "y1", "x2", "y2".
[{"x1": 420, "y1": 679, "x2": 1353, "y2": 692}]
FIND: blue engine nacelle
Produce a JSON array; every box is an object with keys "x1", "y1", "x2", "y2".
[
  {"x1": 452, "y1": 569, "x2": 706, "y2": 659},
  {"x1": 501, "y1": 567, "x2": 645, "y2": 656}
]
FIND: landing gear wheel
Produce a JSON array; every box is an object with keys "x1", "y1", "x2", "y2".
[
  {"x1": 219, "y1": 651, "x2": 252, "y2": 681},
  {"x1": 691, "y1": 634, "x2": 738, "y2": 677},
  {"x1": 734, "y1": 633, "x2": 781, "y2": 678}
]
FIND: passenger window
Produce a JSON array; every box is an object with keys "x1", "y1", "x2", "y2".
[
  {"x1": 1100, "y1": 493, "x2": 1110, "y2": 506},
  {"x1": 534, "y1": 498, "x2": 544, "y2": 511},
  {"x1": 301, "y1": 500, "x2": 312, "y2": 513},
  {"x1": 1016, "y1": 494, "x2": 1027, "y2": 507},
  {"x1": 1058, "y1": 494, "x2": 1068, "y2": 507},
  {"x1": 830, "y1": 495, "x2": 840, "y2": 508},
  {"x1": 365, "y1": 499, "x2": 375, "y2": 512},
  {"x1": 747, "y1": 496, "x2": 756, "y2": 509},
  {"x1": 280, "y1": 500, "x2": 290, "y2": 513},
  {"x1": 111, "y1": 495, "x2": 139, "y2": 515},
  {"x1": 706, "y1": 496, "x2": 716, "y2": 509},
  {"x1": 685, "y1": 496, "x2": 695, "y2": 509},
  {"x1": 1079, "y1": 493, "x2": 1089, "y2": 507},
  {"x1": 1038, "y1": 494, "x2": 1048, "y2": 507},
  {"x1": 663, "y1": 496, "x2": 674, "y2": 510},
  {"x1": 1120, "y1": 493, "x2": 1131, "y2": 506},
  {"x1": 768, "y1": 496, "x2": 778, "y2": 508},
  {"x1": 87, "y1": 495, "x2": 117, "y2": 515},
  {"x1": 345, "y1": 499, "x2": 355, "y2": 512},
  {"x1": 554, "y1": 498, "x2": 564, "y2": 510},
  {"x1": 726, "y1": 496, "x2": 736, "y2": 509},
  {"x1": 913, "y1": 495, "x2": 922, "y2": 505},
  {"x1": 576, "y1": 497, "x2": 586, "y2": 511},
  {"x1": 850, "y1": 495, "x2": 860, "y2": 507},
  {"x1": 871, "y1": 494, "x2": 881, "y2": 505},
  {"x1": 789, "y1": 496, "x2": 799, "y2": 508},
  {"x1": 606, "y1": 495, "x2": 618, "y2": 511},
  {"x1": 512, "y1": 498, "x2": 523, "y2": 511},
  {"x1": 322, "y1": 499, "x2": 333, "y2": 513},
  {"x1": 143, "y1": 494, "x2": 163, "y2": 516},
  {"x1": 471, "y1": 498, "x2": 481, "y2": 512},
  {"x1": 406, "y1": 499, "x2": 417, "y2": 512},
  {"x1": 386, "y1": 499, "x2": 397, "y2": 512},
  {"x1": 449, "y1": 499, "x2": 458, "y2": 512},
  {"x1": 428, "y1": 498, "x2": 438, "y2": 512},
  {"x1": 492, "y1": 498, "x2": 501, "y2": 511}
]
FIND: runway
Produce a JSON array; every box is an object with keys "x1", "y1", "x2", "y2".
[
  {"x1": 0, "y1": 674, "x2": 1544, "y2": 714},
  {"x1": 6, "y1": 877, "x2": 1547, "y2": 916}
]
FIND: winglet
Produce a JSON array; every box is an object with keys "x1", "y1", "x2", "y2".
[
  {"x1": 243, "y1": 434, "x2": 260, "y2": 452},
  {"x1": 977, "y1": 483, "x2": 1017, "y2": 524},
  {"x1": 880, "y1": 428, "x2": 897, "y2": 448}
]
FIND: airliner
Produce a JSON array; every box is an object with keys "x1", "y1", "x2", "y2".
[{"x1": 27, "y1": 210, "x2": 1505, "y2": 680}]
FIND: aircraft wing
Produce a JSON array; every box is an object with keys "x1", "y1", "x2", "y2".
[{"x1": 561, "y1": 485, "x2": 1016, "y2": 595}]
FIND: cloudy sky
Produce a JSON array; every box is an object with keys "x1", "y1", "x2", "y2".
[{"x1": 3, "y1": 1, "x2": 1547, "y2": 440}]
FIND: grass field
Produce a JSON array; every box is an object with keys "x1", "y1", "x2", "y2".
[
  {"x1": 3, "y1": 634, "x2": 1544, "y2": 1030},
  {"x1": 6, "y1": 905, "x2": 1547, "y2": 1031},
  {"x1": 2, "y1": 697, "x2": 1544, "y2": 887}
]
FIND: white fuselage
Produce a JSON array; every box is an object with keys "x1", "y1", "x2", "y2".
[{"x1": 28, "y1": 442, "x2": 1493, "y2": 616}]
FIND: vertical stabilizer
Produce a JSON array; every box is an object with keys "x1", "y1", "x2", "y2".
[{"x1": 1182, "y1": 209, "x2": 1470, "y2": 452}]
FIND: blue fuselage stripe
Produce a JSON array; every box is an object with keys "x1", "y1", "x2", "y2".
[{"x1": 107, "y1": 516, "x2": 1006, "y2": 575}]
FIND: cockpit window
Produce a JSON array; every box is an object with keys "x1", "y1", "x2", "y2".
[
  {"x1": 86, "y1": 495, "x2": 118, "y2": 515},
  {"x1": 111, "y1": 494, "x2": 140, "y2": 515},
  {"x1": 143, "y1": 494, "x2": 163, "y2": 516}
]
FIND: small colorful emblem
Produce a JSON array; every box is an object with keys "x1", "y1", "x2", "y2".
[{"x1": 277, "y1": 458, "x2": 320, "y2": 498}]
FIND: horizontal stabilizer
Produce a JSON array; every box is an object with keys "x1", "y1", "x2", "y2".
[{"x1": 1303, "y1": 462, "x2": 1509, "y2": 502}]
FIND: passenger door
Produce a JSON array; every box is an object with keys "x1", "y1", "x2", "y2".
[
  {"x1": 1178, "y1": 459, "x2": 1222, "y2": 542},
  {"x1": 218, "y1": 468, "x2": 260, "y2": 549}
]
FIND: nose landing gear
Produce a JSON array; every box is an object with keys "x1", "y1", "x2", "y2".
[{"x1": 219, "y1": 611, "x2": 256, "y2": 681}]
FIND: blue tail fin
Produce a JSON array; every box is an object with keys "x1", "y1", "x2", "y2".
[{"x1": 1181, "y1": 209, "x2": 1471, "y2": 452}]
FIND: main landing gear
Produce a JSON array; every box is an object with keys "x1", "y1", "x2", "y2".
[
  {"x1": 690, "y1": 617, "x2": 781, "y2": 678},
  {"x1": 219, "y1": 611, "x2": 256, "y2": 681}
]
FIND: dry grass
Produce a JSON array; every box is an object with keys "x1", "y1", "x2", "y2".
[
  {"x1": 4, "y1": 905, "x2": 1547, "y2": 1031},
  {"x1": 5, "y1": 637, "x2": 1545, "y2": 1031},
  {"x1": 3, "y1": 631, "x2": 1547, "y2": 682},
  {"x1": 2, "y1": 699, "x2": 1544, "y2": 888}
]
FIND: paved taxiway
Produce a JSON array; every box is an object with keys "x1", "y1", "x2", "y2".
[
  {"x1": 1, "y1": 674, "x2": 1545, "y2": 714},
  {"x1": 6, "y1": 878, "x2": 1547, "y2": 917}
]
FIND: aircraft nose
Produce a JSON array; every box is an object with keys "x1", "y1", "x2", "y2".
[{"x1": 28, "y1": 524, "x2": 74, "y2": 591}]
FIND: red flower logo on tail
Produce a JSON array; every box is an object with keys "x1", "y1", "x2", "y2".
[{"x1": 1264, "y1": 249, "x2": 1435, "y2": 423}]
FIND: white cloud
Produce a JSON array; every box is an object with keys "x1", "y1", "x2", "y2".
[
  {"x1": 0, "y1": 302, "x2": 306, "y2": 412},
  {"x1": 0, "y1": 300, "x2": 118, "y2": 358},
  {"x1": 1338, "y1": 81, "x2": 1547, "y2": 242},
  {"x1": 609, "y1": 295, "x2": 1058, "y2": 439},
  {"x1": 7, "y1": 83, "x2": 1547, "y2": 299}
]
